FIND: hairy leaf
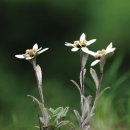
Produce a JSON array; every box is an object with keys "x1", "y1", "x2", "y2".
[
  {"x1": 27, "y1": 95, "x2": 49, "y2": 126},
  {"x1": 70, "y1": 80, "x2": 81, "y2": 94},
  {"x1": 90, "y1": 68, "x2": 99, "y2": 90},
  {"x1": 81, "y1": 95, "x2": 92, "y2": 121},
  {"x1": 56, "y1": 120, "x2": 70, "y2": 128},
  {"x1": 100, "y1": 87, "x2": 110, "y2": 97},
  {"x1": 73, "y1": 110, "x2": 81, "y2": 123}
]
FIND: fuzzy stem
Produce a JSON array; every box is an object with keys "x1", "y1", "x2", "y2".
[
  {"x1": 80, "y1": 52, "x2": 86, "y2": 130},
  {"x1": 31, "y1": 58, "x2": 44, "y2": 104},
  {"x1": 91, "y1": 68, "x2": 104, "y2": 113},
  {"x1": 30, "y1": 59, "x2": 49, "y2": 130},
  {"x1": 91, "y1": 59, "x2": 105, "y2": 112},
  {"x1": 80, "y1": 54, "x2": 85, "y2": 96}
]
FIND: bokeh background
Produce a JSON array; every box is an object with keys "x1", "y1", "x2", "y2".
[{"x1": 0, "y1": 0, "x2": 130, "y2": 130}]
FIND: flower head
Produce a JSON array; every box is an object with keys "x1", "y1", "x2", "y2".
[
  {"x1": 65, "y1": 33, "x2": 96, "y2": 56},
  {"x1": 91, "y1": 42, "x2": 116, "y2": 66},
  {"x1": 15, "y1": 43, "x2": 49, "y2": 60}
]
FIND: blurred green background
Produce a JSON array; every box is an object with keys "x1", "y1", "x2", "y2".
[{"x1": 0, "y1": 0, "x2": 130, "y2": 130}]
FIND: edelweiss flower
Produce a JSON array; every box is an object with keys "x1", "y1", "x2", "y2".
[
  {"x1": 65, "y1": 33, "x2": 96, "y2": 56},
  {"x1": 91, "y1": 42, "x2": 116, "y2": 66},
  {"x1": 15, "y1": 43, "x2": 49, "y2": 60}
]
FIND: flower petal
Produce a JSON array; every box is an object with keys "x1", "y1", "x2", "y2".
[
  {"x1": 65, "y1": 42, "x2": 74, "y2": 47},
  {"x1": 87, "y1": 39, "x2": 96, "y2": 46},
  {"x1": 38, "y1": 48, "x2": 49, "y2": 54},
  {"x1": 80, "y1": 33, "x2": 86, "y2": 42},
  {"x1": 37, "y1": 47, "x2": 42, "y2": 52},
  {"x1": 106, "y1": 48, "x2": 116, "y2": 54},
  {"x1": 15, "y1": 54, "x2": 25, "y2": 59},
  {"x1": 71, "y1": 47, "x2": 79, "y2": 52},
  {"x1": 106, "y1": 42, "x2": 113, "y2": 52},
  {"x1": 25, "y1": 57, "x2": 33, "y2": 60},
  {"x1": 33, "y1": 43, "x2": 38, "y2": 50},
  {"x1": 81, "y1": 47, "x2": 96, "y2": 56},
  {"x1": 91, "y1": 60, "x2": 100, "y2": 66}
]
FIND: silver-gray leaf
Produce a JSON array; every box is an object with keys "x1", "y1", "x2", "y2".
[{"x1": 90, "y1": 68, "x2": 99, "y2": 90}]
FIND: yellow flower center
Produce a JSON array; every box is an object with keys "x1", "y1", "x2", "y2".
[
  {"x1": 96, "y1": 49, "x2": 106, "y2": 58},
  {"x1": 73, "y1": 40, "x2": 87, "y2": 48},
  {"x1": 25, "y1": 49, "x2": 37, "y2": 57},
  {"x1": 99, "y1": 49, "x2": 106, "y2": 55}
]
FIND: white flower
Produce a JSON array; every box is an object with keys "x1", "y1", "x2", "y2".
[
  {"x1": 15, "y1": 43, "x2": 49, "y2": 60},
  {"x1": 65, "y1": 33, "x2": 96, "y2": 56},
  {"x1": 91, "y1": 42, "x2": 116, "y2": 66}
]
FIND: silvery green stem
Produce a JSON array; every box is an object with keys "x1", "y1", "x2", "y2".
[
  {"x1": 80, "y1": 51, "x2": 88, "y2": 96},
  {"x1": 91, "y1": 65, "x2": 104, "y2": 113},
  {"x1": 80, "y1": 52, "x2": 90, "y2": 130},
  {"x1": 31, "y1": 58, "x2": 44, "y2": 104},
  {"x1": 80, "y1": 54, "x2": 85, "y2": 96},
  {"x1": 80, "y1": 52, "x2": 85, "y2": 124},
  {"x1": 99, "y1": 57, "x2": 106, "y2": 74},
  {"x1": 98, "y1": 71, "x2": 103, "y2": 93}
]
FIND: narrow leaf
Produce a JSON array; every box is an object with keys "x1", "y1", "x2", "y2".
[
  {"x1": 49, "y1": 108, "x2": 55, "y2": 114},
  {"x1": 73, "y1": 110, "x2": 81, "y2": 122},
  {"x1": 62, "y1": 107, "x2": 69, "y2": 117},
  {"x1": 99, "y1": 87, "x2": 110, "y2": 97},
  {"x1": 27, "y1": 95, "x2": 41, "y2": 106},
  {"x1": 56, "y1": 120, "x2": 70, "y2": 128},
  {"x1": 27, "y1": 95, "x2": 49, "y2": 125},
  {"x1": 54, "y1": 107, "x2": 63, "y2": 115},
  {"x1": 81, "y1": 96, "x2": 92, "y2": 120},
  {"x1": 90, "y1": 68, "x2": 99, "y2": 90},
  {"x1": 34, "y1": 126, "x2": 40, "y2": 129},
  {"x1": 70, "y1": 80, "x2": 81, "y2": 94}
]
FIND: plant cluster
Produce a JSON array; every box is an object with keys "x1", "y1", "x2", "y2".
[{"x1": 15, "y1": 33, "x2": 116, "y2": 130}]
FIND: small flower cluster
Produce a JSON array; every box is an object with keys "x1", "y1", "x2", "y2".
[
  {"x1": 65, "y1": 33, "x2": 96, "y2": 56},
  {"x1": 15, "y1": 33, "x2": 116, "y2": 130},
  {"x1": 15, "y1": 43, "x2": 71, "y2": 130},
  {"x1": 65, "y1": 33, "x2": 116, "y2": 67},
  {"x1": 65, "y1": 33, "x2": 116, "y2": 130},
  {"x1": 91, "y1": 42, "x2": 116, "y2": 66},
  {"x1": 15, "y1": 43, "x2": 49, "y2": 60}
]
